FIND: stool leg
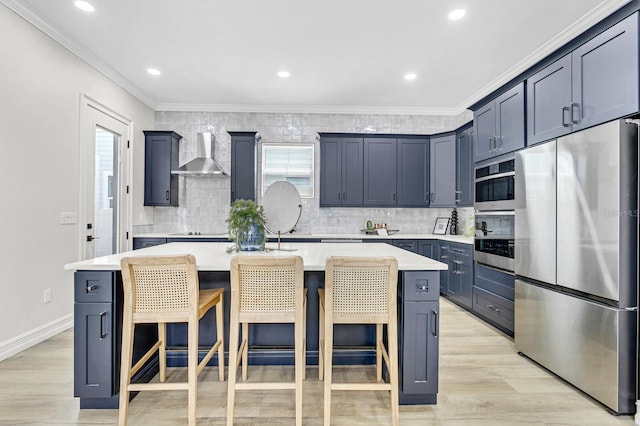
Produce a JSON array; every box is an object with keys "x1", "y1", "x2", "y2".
[
  {"x1": 241, "y1": 322, "x2": 249, "y2": 381},
  {"x1": 302, "y1": 294, "x2": 307, "y2": 381},
  {"x1": 295, "y1": 314, "x2": 304, "y2": 426},
  {"x1": 318, "y1": 294, "x2": 324, "y2": 380},
  {"x1": 118, "y1": 318, "x2": 134, "y2": 426},
  {"x1": 226, "y1": 309, "x2": 240, "y2": 426},
  {"x1": 158, "y1": 322, "x2": 166, "y2": 382},
  {"x1": 376, "y1": 323, "x2": 383, "y2": 382},
  {"x1": 216, "y1": 298, "x2": 225, "y2": 382},
  {"x1": 187, "y1": 317, "x2": 198, "y2": 426},
  {"x1": 323, "y1": 321, "x2": 333, "y2": 426},
  {"x1": 388, "y1": 322, "x2": 400, "y2": 426}
]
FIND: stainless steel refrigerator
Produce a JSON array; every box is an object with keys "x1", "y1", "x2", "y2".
[{"x1": 514, "y1": 119, "x2": 638, "y2": 414}]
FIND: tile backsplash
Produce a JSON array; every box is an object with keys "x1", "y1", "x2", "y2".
[{"x1": 141, "y1": 110, "x2": 474, "y2": 236}]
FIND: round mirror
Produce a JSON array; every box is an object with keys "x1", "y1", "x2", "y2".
[{"x1": 262, "y1": 181, "x2": 302, "y2": 235}]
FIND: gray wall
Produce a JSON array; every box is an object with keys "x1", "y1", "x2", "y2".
[{"x1": 141, "y1": 110, "x2": 475, "y2": 235}]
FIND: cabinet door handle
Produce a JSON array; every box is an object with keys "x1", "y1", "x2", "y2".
[
  {"x1": 453, "y1": 260, "x2": 462, "y2": 274},
  {"x1": 494, "y1": 136, "x2": 501, "y2": 151},
  {"x1": 343, "y1": 192, "x2": 346, "y2": 201},
  {"x1": 99, "y1": 311, "x2": 107, "y2": 340},
  {"x1": 166, "y1": 190, "x2": 170, "y2": 201},
  {"x1": 454, "y1": 190, "x2": 462, "y2": 203},
  {"x1": 571, "y1": 102, "x2": 580, "y2": 124},
  {"x1": 562, "y1": 106, "x2": 571, "y2": 127},
  {"x1": 337, "y1": 191, "x2": 341, "y2": 201},
  {"x1": 86, "y1": 285, "x2": 98, "y2": 292},
  {"x1": 432, "y1": 309, "x2": 439, "y2": 337},
  {"x1": 393, "y1": 192, "x2": 396, "y2": 201}
]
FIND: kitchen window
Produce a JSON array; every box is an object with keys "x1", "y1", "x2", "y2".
[{"x1": 261, "y1": 144, "x2": 314, "y2": 198}]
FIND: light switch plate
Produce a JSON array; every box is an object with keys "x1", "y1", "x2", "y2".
[{"x1": 60, "y1": 212, "x2": 77, "y2": 224}]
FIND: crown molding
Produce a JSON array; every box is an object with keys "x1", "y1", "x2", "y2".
[
  {"x1": 154, "y1": 102, "x2": 466, "y2": 116},
  {"x1": 3, "y1": 0, "x2": 631, "y2": 116},
  {"x1": 458, "y1": 0, "x2": 632, "y2": 110},
  {"x1": 1, "y1": 0, "x2": 157, "y2": 109}
]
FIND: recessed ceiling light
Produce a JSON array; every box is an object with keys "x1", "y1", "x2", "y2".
[
  {"x1": 448, "y1": 9, "x2": 466, "y2": 20},
  {"x1": 74, "y1": 1, "x2": 95, "y2": 12},
  {"x1": 147, "y1": 68, "x2": 161, "y2": 76},
  {"x1": 404, "y1": 73, "x2": 417, "y2": 81},
  {"x1": 277, "y1": 71, "x2": 290, "y2": 78}
]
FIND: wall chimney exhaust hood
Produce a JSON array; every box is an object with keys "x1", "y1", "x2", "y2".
[{"x1": 171, "y1": 132, "x2": 229, "y2": 176}]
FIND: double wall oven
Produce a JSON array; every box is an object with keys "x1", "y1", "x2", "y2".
[{"x1": 474, "y1": 156, "x2": 515, "y2": 273}]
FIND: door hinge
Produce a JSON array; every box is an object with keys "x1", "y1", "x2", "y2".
[
  {"x1": 126, "y1": 232, "x2": 129, "y2": 240},
  {"x1": 126, "y1": 185, "x2": 130, "y2": 194},
  {"x1": 127, "y1": 140, "x2": 130, "y2": 148}
]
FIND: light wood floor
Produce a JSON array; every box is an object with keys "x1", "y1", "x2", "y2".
[{"x1": 0, "y1": 299, "x2": 636, "y2": 425}]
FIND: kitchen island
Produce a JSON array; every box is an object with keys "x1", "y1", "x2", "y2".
[{"x1": 65, "y1": 242, "x2": 446, "y2": 408}]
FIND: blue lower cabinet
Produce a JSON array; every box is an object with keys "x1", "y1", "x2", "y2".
[
  {"x1": 444, "y1": 242, "x2": 473, "y2": 310},
  {"x1": 399, "y1": 271, "x2": 439, "y2": 404},
  {"x1": 472, "y1": 262, "x2": 515, "y2": 336},
  {"x1": 392, "y1": 239, "x2": 419, "y2": 253}
]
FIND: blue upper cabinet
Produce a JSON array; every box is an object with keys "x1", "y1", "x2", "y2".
[
  {"x1": 229, "y1": 131, "x2": 259, "y2": 202},
  {"x1": 143, "y1": 131, "x2": 181, "y2": 206},
  {"x1": 527, "y1": 13, "x2": 639, "y2": 145},
  {"x1": 319, "y1": 136, "x2": 363, "y2": 207},
  {"x1": 397, "y1": 138, "x2": 429, "y2": 207},
  {"x1": 429, "y1": 134, "x2": 456, "y2": 207},
  {"x1": 455, "y1": 126, "x2": 474, "y2": 207},
  {"x1": 364, "y1": 138, "x2": 397, "y2": 206},
  {"x1": 473, "y1": 83, "x2": 525, "y2": 162}
]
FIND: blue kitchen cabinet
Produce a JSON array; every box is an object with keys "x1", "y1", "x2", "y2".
[
  {"x1": 444, "y1": 242, "x2": 473, "y2": 310},
  {"x1": 527, "y1": 13, "x2": 639, "y2": 145},
  {"x1": 429, "y1": 134, "x2": 456, "y2": 207},
  {"x1": 319, "y1": 136, "x2": 364, "y2": 207},
  {"x1": 229, "y1": 131, "x2": 259, "y2": 202},
  {"x1": 455, "y1": 125, "x2": 474, "y2": 207},
  {"x1": 473, "y1": 262, "x2": 515, "y2": 336},
  {"x1": 437, "y1": 241, "x2": 449, "y2": 294},
  {"x1": 143, "y1": 131, "x2": 181, "y2": 206},
  {"x1": 473, "y1": 83, "x2": 525, "y2": 162},
  {"x1": 419, "y1": 240, "x2": 437, "y2": 260},
  {"x1": 364, "y1": 138, "x2": 397, "y2": 206},
  {"x1": 397, "y1": 138, "x2": 429, "y2": 207},
  {"x1": 399, "y1": 271, "x2": 439, "y2": 403}
]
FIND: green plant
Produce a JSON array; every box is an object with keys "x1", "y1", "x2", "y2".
[{"x1": 226, "y1": 199, "x2": 266, "y2": 251}]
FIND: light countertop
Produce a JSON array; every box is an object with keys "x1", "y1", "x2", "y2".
[
  {"x1": 134, "y1": 232, "x2": 474, "y2": 245},
  {"x1": 65, "y1": 242, "x2": 449, "y2": 272}
]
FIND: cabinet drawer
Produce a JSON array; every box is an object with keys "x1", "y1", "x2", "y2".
[
  {"x1": 133, "y1": 238, "x2": 167, "y2": 250},
  {"x1": 392, "y1": 239, "x2": 418, "y2": 253},
  {"x1": 472, "y1": 287, "x2": 514, "y2": 332},
  {"x1": 447, "y1": 242, "x2": 472, "y2": 258},
  {"x1": 403, "y1": 271, "x2": 439, "y2": 302},
  {"x1": 474, "y1": 262, "x2": 514, "y2": 301},
  {"x1": 74, "y1": 271, "x2": 114, "y2": 303}
]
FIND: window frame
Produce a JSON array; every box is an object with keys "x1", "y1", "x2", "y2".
[{"x1": 261, "y1": 143, "x2": 315, "y2": 198}]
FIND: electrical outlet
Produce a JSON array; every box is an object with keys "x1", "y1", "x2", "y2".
[
  {"x1": 60, "y1": 212, "x2": 77, "y2": 225},
  {"x1": 43, "y1": 289, "x2": 51, "y2": 303}
]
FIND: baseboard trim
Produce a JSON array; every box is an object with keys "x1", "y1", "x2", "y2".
[{"x1": 0, "y1": 314, "x2": 73, "y2": 361}]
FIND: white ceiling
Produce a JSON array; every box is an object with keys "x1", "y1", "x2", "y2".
[{"x1": 3, "y1": 0, "x2": 631, "y2": 114}]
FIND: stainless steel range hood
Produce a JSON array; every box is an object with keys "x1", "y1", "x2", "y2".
[{"x1": 171, "y1": 132, "x2": 229, "y2": 176}]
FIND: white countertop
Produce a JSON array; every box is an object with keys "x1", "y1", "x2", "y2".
[
  {"x1": 65, "y1": 242, "x2": 449, "y2": 272},
  {"x1": 134, "y1": 232, "x2": 473, "y2": 245}
]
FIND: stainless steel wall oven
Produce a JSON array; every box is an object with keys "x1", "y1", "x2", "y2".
[
  {"x1": 474, "y1": 211, "x2": 514, "y2": 272},
  {"x1": 474, "y1": 157, "x2": 515, "y2": 211}
]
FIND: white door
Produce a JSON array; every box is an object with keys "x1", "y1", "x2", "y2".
[{"x1": 81, "y1": 100, "x2": 131, "y2": 259}]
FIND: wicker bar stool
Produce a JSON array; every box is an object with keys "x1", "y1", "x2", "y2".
[
  {"x1": 227, "y1": 255, "x2": 306, "y2": 426},
  {"x1": 118, "y1": 255, "x2": 224, "y2": 426},
  {"x1": 318, "y1": 256, "x2": 399, "y2": 426}
]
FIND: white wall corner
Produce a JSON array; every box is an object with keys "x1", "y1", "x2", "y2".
[{"x1": 0, "y1": 314, "x2": 73, "y2": 361}]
